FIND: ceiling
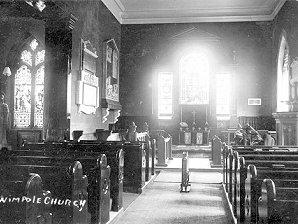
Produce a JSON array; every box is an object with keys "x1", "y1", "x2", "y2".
[{"x1": 101, "y1": 0, "x2": 287, "y2": 24}]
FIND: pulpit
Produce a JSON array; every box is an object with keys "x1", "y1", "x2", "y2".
[{"x1": 273, "y1": 112, "x2": 298, "y2": 145}]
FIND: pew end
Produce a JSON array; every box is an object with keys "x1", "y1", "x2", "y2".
[{"x1": 258, "y1": 178, "x2": 298, "y2": 224}]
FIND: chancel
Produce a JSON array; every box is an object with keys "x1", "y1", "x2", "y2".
[{"x1": 0, "y1": 0, "x2": 298, "y2": 223}]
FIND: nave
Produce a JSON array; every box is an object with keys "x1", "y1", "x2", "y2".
[{"x1": 111, "y1": 146, "x2": 233, "y2": 224}]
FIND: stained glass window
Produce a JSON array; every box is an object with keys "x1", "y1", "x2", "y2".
[
  {"x1": 179, "y1": 53, "x2": 209, "y2": 105},
  {"x1": 14, "y1": 39, "x2": 44, "y2": 128}
]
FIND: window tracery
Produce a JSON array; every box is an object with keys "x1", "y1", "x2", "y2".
[{"x1": 14, "y1": 39, "x2": 44, "y2": 128}]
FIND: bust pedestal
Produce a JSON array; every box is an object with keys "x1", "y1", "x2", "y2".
[{"x1": 273, "y1": 112, "x2": 298, "y2": 145}]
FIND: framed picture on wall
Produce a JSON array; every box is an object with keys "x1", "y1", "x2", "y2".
[
  {"x1": 101, "y1": 39, "x2": 122, "y2": 123},
  {"x1": 103, "y1": 39, "x2": 119, "y2": 103}
]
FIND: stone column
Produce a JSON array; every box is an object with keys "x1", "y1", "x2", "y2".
[{"x1": 44, "y1": 12, "x2": 77, "y2": 140}]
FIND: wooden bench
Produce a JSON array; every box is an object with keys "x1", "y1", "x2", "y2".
[
  {"x1": 19, "y1": 142, "x2": 123, "y2": 212},
  {"x1": 22, "y1": 141, "x2": 146, "y2": 194},
  {"x1": 73, "y1": 141, "x2": 146, "y2": 194},
  {"x1": 0, "y1": 173, "x2": 52, "y2": 224},
  {"x1": 244, "y1": 164, "x2": 298, "y2": 223},
  {"x1": 1, "y1": 147, "x2": 112, "y2": 224},
  {"x1": 80, "y1": 141, "x2": 148, "y2": 193},
  {"x1": 211, "y1": 136, "x2": 222, "y2": 166},
  {"x1": 150, "y1": 130, "x2": 172, "y2": 167},
  {"x1": 222, "y1": 144, "x2": 298, "y2": 223},
  {"x1": 258, "y1": 178, "x2": 298, "y2": 223},
  {"x1": 223, "y1": 144, "x2": 298, "y2": 195},
  {"x1": 82, "y1": 127, "x2": 156, "y2": 182},
  {"x1": 136, "y1": 131, "x2": 155, "y2": 181},
  {"x1": 0, "y1": 160, "x2": 90, "y2": 224}
]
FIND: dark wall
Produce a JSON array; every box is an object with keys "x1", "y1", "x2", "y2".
[
  {"x1": 120, "y1": 22, "x2": 273, "y2": 130},
  {"x1": 67, "y1": 1, "x2": 121, "y2": 139}
]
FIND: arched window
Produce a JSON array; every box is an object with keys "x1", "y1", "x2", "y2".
[
  {"x1": 14, "y1": 38, "x2": 44, "y2": 128},
  {"x1": 179, "y1": 53, "x2": 209, "y2": 105},
  {"x1": 277, "y1": 32, "x2": 290, "y2": 112}
]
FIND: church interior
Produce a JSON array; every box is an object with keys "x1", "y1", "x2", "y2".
[{"x1": 0, "y1": 0, "x2": 298, "y2": 223}]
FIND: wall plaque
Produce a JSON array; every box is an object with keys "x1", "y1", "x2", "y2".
[
  {"x1": 102, "y1": 39, "x2": 121, "y2": 110},
  {"x1": 76, "y1": 39, "x2": 99, "y2": 114}
]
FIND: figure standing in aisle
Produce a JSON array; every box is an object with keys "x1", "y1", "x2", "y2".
[{"x1": 0, "y1": 92, "x2": 9, "y2": 148}]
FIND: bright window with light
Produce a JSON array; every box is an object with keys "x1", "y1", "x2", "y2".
[
  {"x1": 179, "y1": 53, "x2": 209, "y2": 105},
  {"x1": 14, "y1": 38, "x2": 44, "y2": 128},
  {"x1": 277, "y1": 33, "x2": 290, "y2": 112},
  {"x1": 216, "y1": 73, "x2": 231, "y2": 119},
  {"x1": 157, "y1": 72, "x2": 173, "y2": 119}
]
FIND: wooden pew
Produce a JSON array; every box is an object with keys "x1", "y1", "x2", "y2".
[
  {"x1": 231, "y1": 151, "x2": 245, "y2": 222},
  {"x1": 0, "y1": 160, "x2": 89, "y2": 224},
  {"x1": 150, "y1": 138, "x2": 156, "y2": 175},
  {"x1": 224, "y1": 145, "x2": 298, "y2": 194},
  {"x1": 87, "y1": 155, "x2": 111, "y2": 224},
  {"x1": 60, "y1": 142, "x2": 124, "y2": 212},
  {"x1": 76, "y1": 141, "x2": 146, "y2": 194},
  {"x1": 258, "y1": 179, "x2": 298, "y2": 223},
  {"x1": 70, "y1": 141, "x2": 145, "y2": 194},
  {"x1": 211, "y1": 136, "x2": 222, "y2": 166},
  {"x1": 73, "y1": 133, "x2": 152, "y2": 191},
  {"x1": 222, "y1": 145, "x2": 298, "y2": 223},
  {"x1": 1, "y1": 147, "x2": 111, "y2": 224},
  {"x1": 150, "y1": 130, "x2": 172, "y2": 167},
  {"x1": 22, "y1": 141, "x2": 145, "y2": 194},
  {"x1": 0, "y1": 173, "x2": 52, "y2": 224},
  {"x1": 74, "y1": 127, "x2": 155, "y2": 183},
  {"x1": 18, "y1": 142, "x2": 122, "y2": 213},
  {"x1": 244, "y1": 164, "x2": 298, "y2": 223},
  {"x1": 105, "y1": 128, "x2": 155, "y2": 182},
  {"x1": 136, "y1": 131, "x2": 154, "y2": 182}
]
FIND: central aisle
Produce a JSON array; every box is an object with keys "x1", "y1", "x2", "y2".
[{"x1": 113, "y1": 171, "x2": 233, "y2": 224}]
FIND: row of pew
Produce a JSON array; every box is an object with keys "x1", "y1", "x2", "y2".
[
  {"x1": 0, "y1": 136, "x2": 156, "y2": 224},
  {"x1": 219, "y1": 139, "x2": 298, "y2": 223}
]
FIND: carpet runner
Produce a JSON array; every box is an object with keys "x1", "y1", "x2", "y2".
[{"x1": 113, "y1": 171, "x2": 232, "y2": 224}]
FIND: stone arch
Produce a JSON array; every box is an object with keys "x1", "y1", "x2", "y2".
[{"x1": 6, "y1": 31, "x2": 44, "y2": 71}]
